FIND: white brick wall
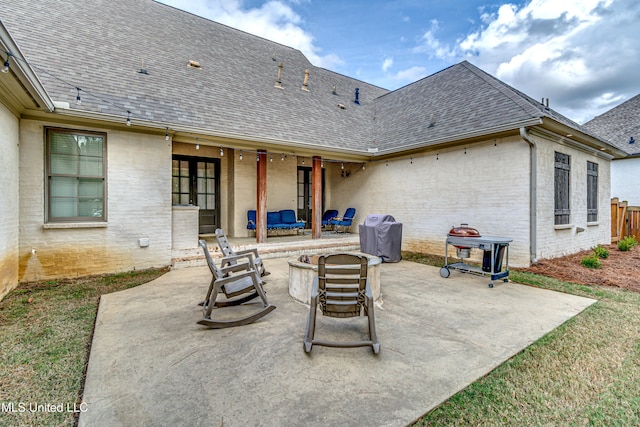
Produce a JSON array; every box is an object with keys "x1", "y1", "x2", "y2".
[
  {"x1": 327, "y1": 136, "x2": 533, "y2": 266},
  {"x1": 229, "y1": 152, "x2": 298, "y2": 237},
  {"x1": 533, "y1": 132, "x2": 612, "y2": 260},
  {"x1": 611, "y1": 158, "x2": 640, "y2": 205},
  {"x1": 172, "y1": 205, "x2": 199, "y2": 250},
  {"x1": 0, "y1": 102, "x2": 19, "y2": 299},
  {"x1": 18, "y1": 120, "x2": 173, "y2": 280},
  {"x1": 13, "y1": 120, "x2": 613, "y2": 281},
  {"x1": 326, "y1": 133, "x2": 613, "y2": 267}
]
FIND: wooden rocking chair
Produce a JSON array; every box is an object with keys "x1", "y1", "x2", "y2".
[
  {"x1": 197, "y1": 240, "x2": 275, "y2": 329},
  {"x1": 214, "y1": 228, "x2": 270, "y2": 277},
  {"x1": 304, "y1": 253, "x2": 380, "y2": 354}
]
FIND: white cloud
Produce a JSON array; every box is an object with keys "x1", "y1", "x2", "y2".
[
  {"x1": 382, "y1": 57, "x2": 393, "y2": 72},
  {"x1": 391, "y1": 66, "x2": 428, "y2": 85},
  {"x1": 413, "y1": 19, "x2": 456, "y2": 61},
  {"x1": 457, "y1": 0, "x2": 640, "y2": 123},
  {"x1": 157, "y1": 0, "x2": 343, "y2": 69}
]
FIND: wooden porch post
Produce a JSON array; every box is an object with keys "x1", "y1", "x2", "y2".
[
  {"x1": 312, "y1": 156, "x2": 322, "y2": 239},
  {"x1": 256, "y1": 150, "x2": 267, "y2": 243}
]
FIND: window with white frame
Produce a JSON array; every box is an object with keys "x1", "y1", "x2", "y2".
[{"x1": 46, "y1": 128, "x2": 106, "y2": 222}]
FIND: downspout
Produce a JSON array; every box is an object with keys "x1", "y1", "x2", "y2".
[{"x1": 520, "y1": 127, "x2": 537, "y2": 264}]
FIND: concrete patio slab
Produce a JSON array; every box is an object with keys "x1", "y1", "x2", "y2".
[{"x1": 79, "y1": 258, "x2": 595, "y2": 427}]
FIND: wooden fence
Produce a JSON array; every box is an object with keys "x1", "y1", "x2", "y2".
[{"x1": 611, "y1": 197, "x2": 640, "y2": 242}]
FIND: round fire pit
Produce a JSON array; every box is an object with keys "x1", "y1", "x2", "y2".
[{"x1": 287, "y1": 252, "x2": 382, "y2": 304}]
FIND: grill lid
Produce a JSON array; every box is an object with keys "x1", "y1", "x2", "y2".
[{"x1": 448, "y1": 224, "x2": 481, "y2": 238}]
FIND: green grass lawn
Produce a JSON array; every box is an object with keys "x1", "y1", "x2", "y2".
[
  {"x1": 1, "y1": 255, "x2": 639, "y2": 426},
  {"x1": 406, "y1": 254, "x2": 640, "y2": 426},
  {"x1": 0, "y1": 268, "x2": 168, "y2": 427}
]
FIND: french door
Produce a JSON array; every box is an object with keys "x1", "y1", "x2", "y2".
[
  {"x1": 172, "y1": 155, "x2": 220, "y2": 234},
  {"x1": 297, "y1": 166, "x2": 325, "y2": 228}
]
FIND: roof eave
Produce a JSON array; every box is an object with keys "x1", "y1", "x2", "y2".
[
  {"x1": 0, "y1": 21, "x2": 54, "y2": 112},
  {"x1": 540, "y1": 117, "x2": 628, "y2": 159},
  {"x1": 373, "y1": 118, "x2": 544, "y2": 157},
  {"x1": 28, "y1": 106, "x2": 375, "y2": 161}
]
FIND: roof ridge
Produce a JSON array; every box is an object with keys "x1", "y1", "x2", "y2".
[
  {"x1": 154, "y1": 1, "x2": 304, "y2": 57},
  {"x1": 587, "y1": 93, "x2": 640, "y2": 122},
  {"x1": 154, "y1": 0, "x2": 385, "y2": 92},
  {"x1": 458, "y1": 61, "x2": 543, "y2": 119},
  {"x1": 374, "y1": 62, "x2": 459, "y2": 100},
  {"x1": 460, "y1": 61, "x2": 593, "y2": 133}
]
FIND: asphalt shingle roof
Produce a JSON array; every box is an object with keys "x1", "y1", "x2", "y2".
[
  {"x1": 1, "y1": 0, "x2": 611, "y2": 155},
  {"x1": 583, "y1": 94, "x2": 640, "y2": 155}
]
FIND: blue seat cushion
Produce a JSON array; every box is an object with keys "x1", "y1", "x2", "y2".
[
  {"x1": 344, "y1": 207, "x2": 356, "y2": 219},
  {"x1": 267, "y1": 211, "x2": 282, "y2": 225},
  {"x1": 247, "y1": 210, "x2": 256, "y2": 229},
  {"x1": 322, "y1": 210, "x2": 339, "y2": 225},
  {"x1": 279, "y1": 209, "x2": 297, "y2": 224}
]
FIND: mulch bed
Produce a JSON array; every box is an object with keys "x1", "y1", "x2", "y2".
[{"x1": 521, "y1": 244, "x2": 640, "y2": 293}]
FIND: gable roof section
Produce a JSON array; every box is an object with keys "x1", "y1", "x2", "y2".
[
  {"x1": 583, "y1": 94, "x2": 640, "y2": 156},
  {"x1": 373, "y1": 61, "x2": 611, "y2": 154},
  {"x1": 1, "y1": 0, "x2": 386, "y2": 153},
  {"x1": 1, "y1": 0, "x2": 620, "y2": 158}
]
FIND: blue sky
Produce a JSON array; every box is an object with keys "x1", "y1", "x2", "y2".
[{"x1": 157, "y1": 0, "x2": 640, "y2": 124}]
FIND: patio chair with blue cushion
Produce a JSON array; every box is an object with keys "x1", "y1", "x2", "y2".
[
  {"x1": 328, "y1": 208, "x2": 356, "y2": 233},
  {"x1": 215, "y1": 228, "x2": 269, "y2": 277},
  {"x1": 321, "y1": 209, "x2": 339, "y2": 229},
  {"x1": 247, "y1": 210, "x2": 257, "y2": 230},
  {"x1": 197, "y1": 240, "x2": 275, "y2": 329},
  {"x1": 303, "y1": 253, "x2": 380, "y2": 354}
]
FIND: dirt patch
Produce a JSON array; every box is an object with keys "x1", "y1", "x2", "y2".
[{"x1": 521, "y1": 244, "x2": 640, "y2": 293}]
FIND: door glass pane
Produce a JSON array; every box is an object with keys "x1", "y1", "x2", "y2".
[
  {"x1": 197, "y1": 177, "x2": 206, "y2": 193},
  {"x1": 180, "y1": 177, "x2": 189, "y2": 193}
]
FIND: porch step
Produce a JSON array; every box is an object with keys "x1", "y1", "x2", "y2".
[{"x1": 171, "y1": 234, "x2": 360, "y2": 269}]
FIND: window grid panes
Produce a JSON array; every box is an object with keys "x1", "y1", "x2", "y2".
[
  {"x1": 196, "y1": 161, "x2": 216, "y2": 209},
  {"x1": 47, "y1": 129, "x2": 106, "y2": 221},
  {"x1": 297, "y1": 170, "x2": 305, "y2": 209},
  {"x1": 172, "y1": 159, "x2": 191, "y2": 205}
]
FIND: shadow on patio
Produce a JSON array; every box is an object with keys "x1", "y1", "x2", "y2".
[{"x1": 79, "y1": 256, "x2": 595, "y2": 427}]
